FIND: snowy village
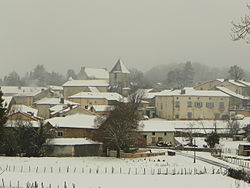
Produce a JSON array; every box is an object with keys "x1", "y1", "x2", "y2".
[
  {"x1": 1, "y1": 1, "x2": 250, "y2": 188},
  {"x1": 1, "y1": 59, "x2": 250, "y2": 187}
]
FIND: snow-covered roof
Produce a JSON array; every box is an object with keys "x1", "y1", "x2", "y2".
[
  {"x1": 50, "y1": 104, "x2": 79, "y2": 115},
  {"x1": 34, "y1": 97, "x2": 78, "y2": 105},
  {"x1": 110, "y1": 59, "x2": 130, "y2": 74},
  {"x1": 9, "y1": 105, "x2": 38, "y2": 116},
  {"x1": 157, "y1": 88, "x2": 229, "y2": 97},
  {"x1": 62, "y1": 80, "x2": 109, "y2": 87},
  {"x1": 84, "y1": 67, "x2": 109, "y2": 80},
  {"x1": 227, "y1": 80, "x2": 247, "y2": 87},
  {"x1": 69, "y1": 92, "x2": 123, "y2": 101},
  {"x1": 0, "y1": 86, "x2": 47, "y2": 96},
  {"x1": 140, "y1": 117, "x2": 250, "y2": 134},
  {"x1": 237, "y1": 80, "x2": 250, "y2": 87},
  {"x1": 88, "y1": 87, "x2": 100, "y2": 92},
  {"x1": 91, "y1": 105, "x2": 114, "y2": 112},
  {"x1": 216, "y1": 86, "x2": 249, "y2": 100},
  {"x1": 144, "y1": 92, "x2": 160, "y2": 99},
  {"x1": 2, "y1": 96, "x2": 13, "y2": 108},
  {"x1": 140, "y1": 119, "x2": 175, "y2": 132},
  {"x1": 49, "y1": 85, "x2": 63, "y2": 91},
  {"x1": 46, "y1": 138, "x2": 100, "y2": 145},
  {"x1": 5, "y1": 120, "x2": 40, "y2": 128},
  {"x1": 46, "y1": 114, "x2": 97, "y2": 129},
  {"x1": 216, "y1": 79, "x2": 225, "y2": 82}
]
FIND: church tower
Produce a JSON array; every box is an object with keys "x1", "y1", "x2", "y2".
[{"x1": 109, "y1": 59, "x2": 130, "y2": 96}]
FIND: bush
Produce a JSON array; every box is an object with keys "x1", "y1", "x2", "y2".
[{"x1": 205, "y1": 132, "x2": 219, "y2": 148}]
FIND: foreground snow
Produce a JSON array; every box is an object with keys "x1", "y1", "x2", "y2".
[{"x1": 0, "y1": 153, "x2": 247, "y2": 188}]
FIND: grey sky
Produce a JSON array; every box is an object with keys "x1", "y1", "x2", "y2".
[{"x1": 0, "y1": 0, "x2": 249, "y2": 77}]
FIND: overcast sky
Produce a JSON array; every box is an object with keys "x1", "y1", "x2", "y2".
[{"x1": 0, "y1": 0, "x2": 249, "y2": 77}]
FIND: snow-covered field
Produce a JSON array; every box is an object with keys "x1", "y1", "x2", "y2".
[{"x1": 0, "y1": 151, "x2": 247, "y2": 188}]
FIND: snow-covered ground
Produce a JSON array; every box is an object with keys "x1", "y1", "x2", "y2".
[{"x1": 0, "y1": 152, "x2": 247, "y2": 188}]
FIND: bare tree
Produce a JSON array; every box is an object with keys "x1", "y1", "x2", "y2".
[
  {"x1": 227, "y1": 119, "x2": 240, "y2": 137},
  {"x1": 93, "y1": 102, "x2": 143, "y2": 158},
  {"x1": 228, "y1": 65, "x2": 244, "y2": 80},
  {"x1": 231, "y1": 4, "x2": 250, "y2": 43},
  {"x1": 127, "y1": 89, "x2": 145, "y2": 110}
]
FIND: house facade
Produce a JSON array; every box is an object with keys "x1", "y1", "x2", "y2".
[
  {"x1": 155, "y1": 88, "x2": 230, "y2": 120},
  {"x1": 140, "y1": 119, "x2": 175, "y2": 145}
]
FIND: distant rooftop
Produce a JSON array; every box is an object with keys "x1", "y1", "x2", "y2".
[
  {"x1": 157, "y1": 87, "x2": 229, "y2": 97},
  {"x1": 0, "y1": 86, "x2": 47, "y2": 96},
  {"x1": 84, "y1": 67, "x2": 109, "y2": 80},
  {"x1": 62, "y1": 80, "x2": 109, "y2": 87},
  {"x1": 34, "y1": 97, "x2": 78, "y2": 105},
  {"x1": 69, "y1": 92, "x2": 123, "y2": 101}
]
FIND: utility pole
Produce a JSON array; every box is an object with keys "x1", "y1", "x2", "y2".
[{"x1": 193, "y1": 138, "x2": 196, "y2": 163}]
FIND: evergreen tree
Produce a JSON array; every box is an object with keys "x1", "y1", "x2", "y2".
[
  {"x1": 205, "y1": 132, "x2": 220, "y2": 148},
  {"x1": 182, "y1": 61, "x2": 195, "y2": 86},
  {"x1": 0, "y1": 90, "x2": 7, "y2": 153}
]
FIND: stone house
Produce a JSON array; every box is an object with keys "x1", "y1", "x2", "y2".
[
  {"x1": 45, "y1": 113, "x2": 97, "y2": 138},
  {"x1": 155, "y1": 88, "x2": 230, "y2": 120},
  {"x1": 139, "y1": 119, "x2": 175, "y2": 145},
  {"x1": 7, "y1": 104, "x2": 42, "y2": 121},
  {"x1": 62, "y1": 80, "x2": 109, "y2": 99},
  {"x1": 0, "y1": 86, "x2": 55, "y2": 107},
  {"x1": 216, "y1": 86, "x2": 250, "y2": 111},
  {"x1": 217, "y1": 79, "x2": 250, "y2": 97}
]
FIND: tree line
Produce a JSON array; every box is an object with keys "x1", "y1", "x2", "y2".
[{"x1": 0, "y1": 62, "x2": 248, "y2": 91}]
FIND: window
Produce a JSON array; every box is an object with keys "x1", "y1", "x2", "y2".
[
  {"x1": 144, "y1": 135, "x2": 147, "y2": 139},
  {"x1": 161, "y1": 104, "x2": 163, "y2": 110},
  {"x1": 219, "y1": 102, "x2": 225, "y2": 109},
  {"x1": 152, "y1": 137, "x2": 156, "y2": 144},
  {"x1": 164, "y1": 132, "x2": 167, "y2": 136},
  {"x1": 57, "y1": 131, "x2": 64, "y2": 137},
  {"x1": 206, "y1": 102, "x2": 214, "y2": 108},
  {"x1": 187, "y1": 112, "x2": 192, "y2": 120},
  {"x1": 175, "y1": 101, "x2": 180, "y2": 108},
  {"x1": 194, "y1": 102, "x2": 203, "y2": 108},
  {"x1": 187, "y1": 101, "x2": 192, "y2": 107},
  {"x1": 152, "y1": 132, "x2": 155, "y2": 135},
  {"x1": 175, "y1": 114, "x2": 179, "y2": 119}
]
